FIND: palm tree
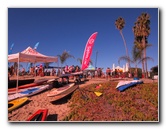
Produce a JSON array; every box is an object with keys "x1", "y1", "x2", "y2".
[
  {"x1": 57, "y1": 50, "x2": 74, "y2": 74},
  {"x1": 118, "y1": 45, "x2": 153, "y2": 77},
  {"x1": 115, "y1": 17, "x2": 130, "y2": 71},
  {"x1": 133, "y1": 13, "x2": 151, "y2": 78},
  {"x1": 13, "y1": 62, "x2": 23, "y2": 76},
  {"x1": 134, "y1": 38, "x2": 152, "y2": 78}
]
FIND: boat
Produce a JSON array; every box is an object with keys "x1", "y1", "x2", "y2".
[
  {"x1": 116, "y1": 79, "x2": 143, "y2": 92},
  {"x1": 47, "y1": 83, "x2": 75, "y2": 97},
  {"x1": 8, "y1": 84, "x2": 51, "y2": 101},
  {"x1": 49, "y1": 84, "x2": 79, "y2": 102},
  {"x1": 8, "y1": 97, "x2": 28, "y2": 112},
  {"x1": 27, "y1": 109, "x2": 48, "y2": 121}
]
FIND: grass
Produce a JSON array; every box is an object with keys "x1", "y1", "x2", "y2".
[{"x1": 63, "y1": 81, "x2": 158, "y2": 121}]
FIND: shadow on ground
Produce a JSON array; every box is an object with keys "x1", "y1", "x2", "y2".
[{"x1": 46, "y1": 114, "x2": 58, "y2": 121}]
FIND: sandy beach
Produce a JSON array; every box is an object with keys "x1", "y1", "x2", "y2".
[{"x1": 8, "y1": 76, "x2": 158, "y2": 122}]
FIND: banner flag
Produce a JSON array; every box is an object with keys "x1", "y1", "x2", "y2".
[
  {"x1": 81, "y1": 32, "x2": 98, "y2": 70},
  {"x1": 34, "y1": 42, "x2": 40, "y2": 50},
  {"x1": 8, "y1": 43, "x2": 15, "y2": 66},
  {"x1": 9, "y1": 43, "x2": 14, "y2": 55}
]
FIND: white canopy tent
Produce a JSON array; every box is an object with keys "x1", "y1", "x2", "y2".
[
  {"x1": 8, "y1": 46, "x2": 58, "y2": 63},
  {"x1": 8, "y1": 46, "x2": 58, "y2": 92}
]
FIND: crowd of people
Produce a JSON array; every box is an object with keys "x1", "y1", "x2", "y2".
[
  {"x1": 8, "y1": 64, "x2": 134, "y2": 79},
  {"x1": 85, "y1": 67, "x2": 134, "y2": 79},
  {"x1": 8, "y1": 64, "x2": 82, "y2": 77}
]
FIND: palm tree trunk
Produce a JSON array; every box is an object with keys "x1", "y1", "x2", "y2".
[
  {"x1": 142, "y1": 36, "x2": 147, "y2": 78},
  {"x1": 140, "y1": 47, "x2": 145, "y2": 78},
  {"x1": 120, "y1": 30, "x2": 130, "y2": 71},
  {"x1": 61, "y1": 64, "x2": 63, "y2": 75},
  {"x1": 135, "y1": 62, "x2": 138, "y2": 77},
  {"x1": 145, "y1": 47, "x2": 148, "y2": 78},
  {"x1": 141, "y1": 57, "x2": 145, "y2": 78}
]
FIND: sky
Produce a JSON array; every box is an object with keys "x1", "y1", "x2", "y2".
[{"x1": 8, "y1": 8, "x2": 158, "y2": 72}]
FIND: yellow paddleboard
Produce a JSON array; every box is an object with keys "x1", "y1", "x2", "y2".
[{"x1": 8, "y1": 97, "x2": 28, "y2": 112}]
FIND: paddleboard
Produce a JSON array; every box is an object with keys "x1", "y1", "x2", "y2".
[
  {"x1": 8, "y1": 85, "x2": 40, "y2": 95},
  {"x1": 8, "y1": 84, "x2": 51, "y2": 101},
  {"x1": 59, "y1": 74, "x2": 71, "y2": 78},
  {"x1": 116, "y1": 80, "x2": 143, "y2": 92},
  {"x1": 8, "y1": 97, "x2": 28, "y2": 112},
  {"x1": 49, "y1": 84, "x2": 78, "y2": 102},
  {"x1": 47, "y1": 78, "x2": 56, "y2": 83},
  {"x1": 116, "y1": 80, "x2": 143, "y2": 88},
  {"x1": 8, "y1": 78, "x2": 56, "y2": 93},
  {"x1": 8, "y1": 88, "x2": 26, "y2": 95},
  {"x1": 8, "y1": 82, "x2": 52, "y2": 95},
  {"x1": 27, "y1": 109, "x2": 48, "y2": 121},
  {"x1": 47, "y1": 83, "x2": 75, "y2": 97},
  {"x1": 70, "y1": 71, "x2": 83, "y2": 75},
  {"x1": 8, "y1": 79, "x2": 48, "y2": 92}
]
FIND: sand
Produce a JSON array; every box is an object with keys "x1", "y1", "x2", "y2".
[{"x1": 8, "y1": 76, "x2": 157, "y2": 122}]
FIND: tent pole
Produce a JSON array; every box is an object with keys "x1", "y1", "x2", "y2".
[
  {"x1": 16, "y1": 53, "x2": 20, "y2": 93},
  {"x1": 34, "y1": 63, "x2": 36, "y2": 77}
]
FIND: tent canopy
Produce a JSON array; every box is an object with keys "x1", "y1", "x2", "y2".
[
  {"x1": 8, "y1": 46, "x2": 58, "y2": 63},
  {"x1": 84, "y1": 64, "x2": 95, "y2": 71},
  {"x1": 8, "y1": 46, "x2": 58, "y2": 92}
]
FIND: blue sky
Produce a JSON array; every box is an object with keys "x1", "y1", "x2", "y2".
[{"x1": 8, "y1": 8, "x2": 158, "y2": 72}]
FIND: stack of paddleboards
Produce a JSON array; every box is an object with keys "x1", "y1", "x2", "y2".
[
  {"x1": 47, "y1": 83, "x2": 78, "y2": 102},
  {"x1": 8, "y1": 84, "x2": 51, "y2": 101},
  {"x1": 8, "y1": 79, "x2": 50, "y2": 94},
  {"x1": 116, "y1": 79, "x2": 143, "y2": 92}
]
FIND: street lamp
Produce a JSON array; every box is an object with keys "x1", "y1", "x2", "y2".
[{"x1": 95, "y1": 51, "x2": 98, "y2": 69}]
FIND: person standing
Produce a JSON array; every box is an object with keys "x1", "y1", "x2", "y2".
[
  {"x1": 35, "y1": 66, "x2": 38, "y2": 76},
  {"x1": 106, "y1": 67, "x2": 111, "y2": 79},
  {"x1": 21, "y1": 67, "x2": 25, "y2": 76}
]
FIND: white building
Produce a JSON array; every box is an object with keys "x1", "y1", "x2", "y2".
[{"x1": 112, "y1": 63, "x2": 129, "y2": 72}]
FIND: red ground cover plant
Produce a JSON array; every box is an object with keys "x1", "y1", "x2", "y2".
[{"x1": 63, "y1": 81, "x2": 158, "y2": 121}]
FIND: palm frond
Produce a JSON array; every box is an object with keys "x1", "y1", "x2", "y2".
[
  {"x1": 138, "y1": 57, "x2": 154, "y2": 64},
  {"x1": 118, "y1": 56, "x2": 133, "y2": 65},
  {"x1": 57, "y1": 51, "x2": 75, "y2": 65}
]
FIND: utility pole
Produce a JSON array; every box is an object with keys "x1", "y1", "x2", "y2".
[{"x1": 95, "y1": 51, "x2": 98, "y2": 69}]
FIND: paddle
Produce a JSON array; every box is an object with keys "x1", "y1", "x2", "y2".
[{"x1": 78, "y1": 86, "x2": 89, "y2": 100}]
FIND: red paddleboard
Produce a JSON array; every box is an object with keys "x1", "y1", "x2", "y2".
[
  {"x1": 8, "y1": 79, "x2": 48, "y2": 92},
  {"x1": 27, "y1": 109, "x2": 48, "y2": 121}
]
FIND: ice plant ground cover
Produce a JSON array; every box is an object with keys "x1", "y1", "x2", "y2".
[{"x1": 64, "y1": 81, "x2": 158, "y2": 121}]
